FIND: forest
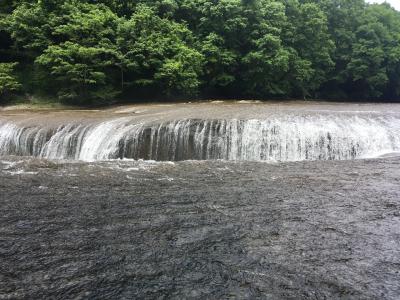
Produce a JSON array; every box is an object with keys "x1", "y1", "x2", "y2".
[{"x1": 0, "y1": 0, "x2": 400, "y2": 104}]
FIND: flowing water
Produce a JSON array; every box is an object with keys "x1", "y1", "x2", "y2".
[
  {"x1": 1, "y1": 102, "x2": 400, "y2": 299},
  {"x1": 1, "y1": 102, "x2": 400, "y2": 161}
]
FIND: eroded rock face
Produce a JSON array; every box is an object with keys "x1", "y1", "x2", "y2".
[
  {"x1": 1, "y1": 102, "x2": 400, "y2": 161},
  {"x1": 1, "y1": 157, "x2": 400, "y2": 299}
]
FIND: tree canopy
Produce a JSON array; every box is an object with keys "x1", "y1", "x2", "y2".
[
  {"x1": 1, "y1": 0, "x2": 400, "y2": 103},
  {"x1": 0, "y1": 62, "x2": 21, "y2": 98}
]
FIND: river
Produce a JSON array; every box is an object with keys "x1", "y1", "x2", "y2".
[{"x1": 0, "y1": 102, "x2": 399, "y2": 299}]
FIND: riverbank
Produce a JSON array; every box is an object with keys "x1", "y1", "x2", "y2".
[
  {"x1": 0, "y1": 96, "x2": 75, "y2": 111},
  {"x1": 2, "y1": 97, "x2": 400, "y2": 112},
  {"x1": 2, "y1": 98, "x2": 400, "y2": 113}
]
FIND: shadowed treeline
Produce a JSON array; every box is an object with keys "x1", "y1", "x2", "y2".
[{"x1": 1, "y1": 0, "x2": 400, "y2": 104}]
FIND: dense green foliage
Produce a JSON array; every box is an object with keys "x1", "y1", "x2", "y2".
[
  {"x1": 0, "y1": 62, "x2": 21, "y2": 97},
  {"x1": 1, "y1": 0, "x2": 399, "y2": 103}
]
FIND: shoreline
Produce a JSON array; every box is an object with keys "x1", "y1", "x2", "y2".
[{"x1": 2, "y1": 98, "x2": 400, "y2": 112}]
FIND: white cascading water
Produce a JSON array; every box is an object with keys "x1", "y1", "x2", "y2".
[{"x1": 0, "y1": 114, "x2": 400, "y2": 161}]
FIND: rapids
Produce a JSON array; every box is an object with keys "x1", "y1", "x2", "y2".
[
  {"x1": 1, "y1": 102, "x2": 400, "y2": 161},
  {"x1": 1, "y1": 156, "x2": 400, "y2": 299},
  {"x1": 1, "y1": 102, "x2": 400, "y2": 299}
]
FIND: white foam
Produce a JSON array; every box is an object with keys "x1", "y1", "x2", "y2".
[
  {"x1": 1, "y1": 115, "x2": 400, "y2": 162},
  {"x1": 5, "y1": 170, "x2": 38, "y2": 175}
]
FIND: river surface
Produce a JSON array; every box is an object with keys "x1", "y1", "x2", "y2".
[{"x1": 1, "y1": 102, "x2": 400, "y2": 299}]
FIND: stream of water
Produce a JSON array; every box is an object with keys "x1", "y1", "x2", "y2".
[
  {"x1": 1, "y1": 102, "x2": 400, "y2": 299},
  {"x1": 1, "y1": 102, "x2": 400, "y2": 162}
]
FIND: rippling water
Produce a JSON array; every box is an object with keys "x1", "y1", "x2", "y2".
[
  {"x1": 0, "y1": 156, "x2": 400, "y2": 299},
  {"x1": 1, "y1": 102, "x2": 400, "y2": 299}
]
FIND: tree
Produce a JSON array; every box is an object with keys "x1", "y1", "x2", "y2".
[
  {"x1": 312, "y1": 0, "x2": 366, "y2": 98},
  {"x1": 154, "y1": 47, "x2": 204, "y2": 97},
  {"x1": 5, "y1": 2, "x2": 52, "y2": 55},
  {"x1": 199, "y1": 33, "x2": 237, "y2": 95},
  {"x1": 117, "y1": 5, "x2": 204, "y2": 98},
  {"x1": 240, "y1": 1, "x2": 292, "y2": 97},
  {"x1": 0, "y1": 62, "x2": 21, "y2": 101},
  {"x1": 13, "y1": 1, "x2": 122, "y2": 103},
  {"x1": 284, "y1": 1, "x2": 334, "y2": 98},
  {"x1": 2, "y1": 0, "x2": 400, "y2": 103},
  {"x1": 36, "y1": 42, "x2": 119, "y2": 103}
]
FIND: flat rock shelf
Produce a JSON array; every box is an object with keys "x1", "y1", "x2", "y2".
[{"x1": 1, "y1": 102, "x2": 400, "y2": 162}]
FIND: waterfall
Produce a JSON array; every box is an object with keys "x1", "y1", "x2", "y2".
[{"x1": 1, "y1": 114, "x2": 400, "y2": 161}]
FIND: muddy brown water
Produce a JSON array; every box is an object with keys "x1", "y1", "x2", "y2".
[{"x1": 2, "y1": 101, "x2": 400, "y2": 124}]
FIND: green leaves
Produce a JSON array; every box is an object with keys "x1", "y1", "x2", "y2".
[
  {"x1": 200, "y1": 33, "x2": 236, "y2": 89},
  {"x1": 155, "y1": 47, "x2": 204, "y2": 97},
  {"x1": 36, "y1": 42, "x2": 119, "y2": 103},
  {"x1": 2, "y1": 0, "x2": 400, "y2": 103},
  {"x1": 31, "y1": 2, "x2": 121, "y2": 103},
  {"x1": 0, "y1": 62, "x2": 21, "y2": 100},
  {"x1": 117, "y1": 5, "x2": 203, "y2": 97},
  {"x1": 5, "y1": 3, "x2": 52, "y2": 53}
]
